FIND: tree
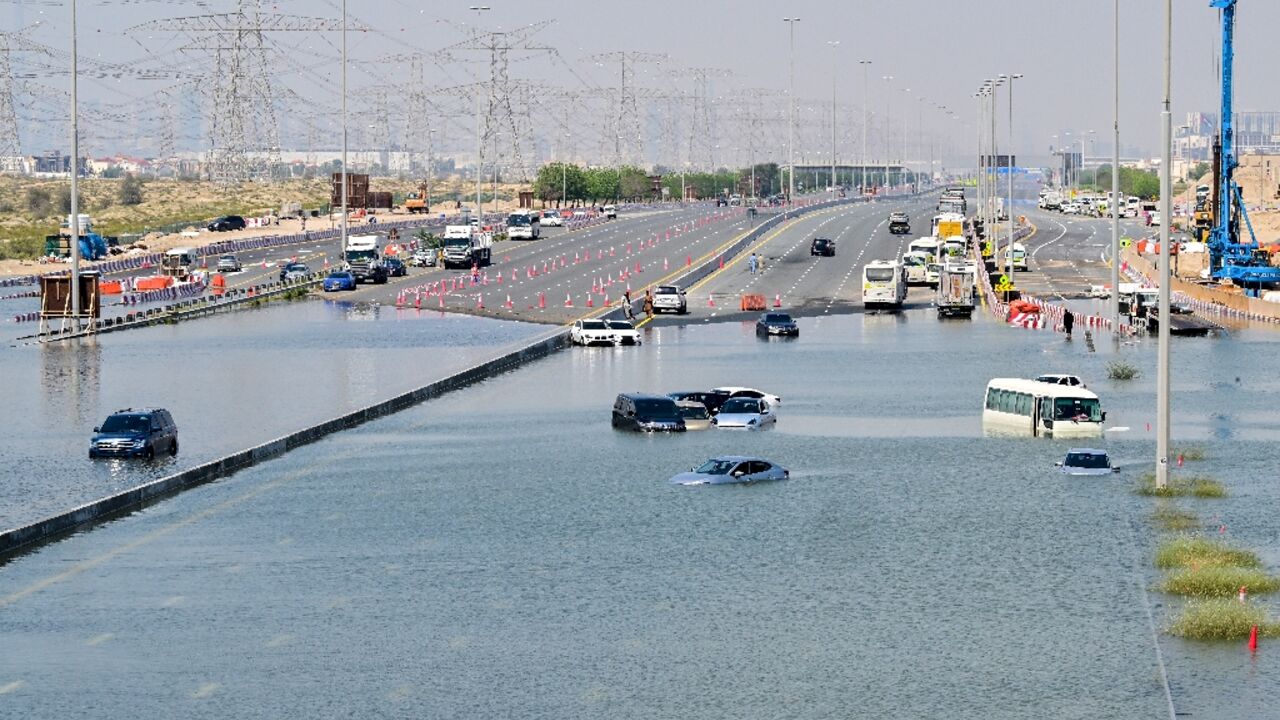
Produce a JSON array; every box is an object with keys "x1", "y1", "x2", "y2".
[
  {"x1": 617, "y1": 166, "x2": 651, "y2": 200},
  {"x1": 1187, "y1": 161, "x2": 1211, "y2": 182},
  {"x1": 119, "y1": 173, "x2": 143, "y2": 205},
  {"x1": 24, "y1": 187, "x2": 51, "y2": 215}
]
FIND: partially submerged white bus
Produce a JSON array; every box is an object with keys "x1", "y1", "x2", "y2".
[{"x1": 982, "y1": 378, "x2": 1105, "y2": 439}]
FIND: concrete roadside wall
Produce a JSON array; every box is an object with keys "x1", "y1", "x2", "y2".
[
  {"x1": 0, "y1": 330, "x2": 570, "y2": 558},
  {"x1": 1122, "y1": 246, "x2": 1280, "y2": 323}
]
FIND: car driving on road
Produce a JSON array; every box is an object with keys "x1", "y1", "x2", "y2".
[
  {"x1": 889, "y1": 212, "x2": 911, "y2": 234},
  {"x1": 810, "y1": 238, "x2": 836, "y2": 256},
  {"x1": 540, "y1": 211, "x2": 564, "y2": 227},
  {"x1": 207, "y1": 215, "x2": 246, "y2": 232},
  {"x1": 216, "y1": 254, "x2": 242, "y2": 272},
  {"x1": 652, "y1": 285, "x2": 688, "y2": 314},
  {"x1": 668, "y1": 456, "x2": 789, "y2": 485},
  {"x1": 410, "y1": 249, "x2": 436, "y2": 267},
  {"x1": 383, "y1": 256, "x2": 407, "y2": 277},
  {"x1": 756, "y1": 312, "x2": 799, "y2": 337},
  {"x1": 322, "y1": 270, "x2": 356, "y2": 292}
]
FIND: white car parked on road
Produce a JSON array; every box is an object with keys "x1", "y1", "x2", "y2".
[{"x1": 652, "y1": 285, "x2": 688, "y2": 314}]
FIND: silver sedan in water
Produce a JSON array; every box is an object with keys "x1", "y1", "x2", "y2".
[{"x1": 669, "y1": 456, "x2": 789, "y2": 485}]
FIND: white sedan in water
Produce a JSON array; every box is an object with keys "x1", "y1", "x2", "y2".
[
  {"x1": 710, "y1": 397, "x2": 777, "y2": 429},
  {"x1": 712, "y1": 386, "x2": 782, "y2": 407},
  {"x1": 570, "y1": 319, "x2": 615, "y2": 346}
]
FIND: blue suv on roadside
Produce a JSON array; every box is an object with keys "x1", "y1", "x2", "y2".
[{"x1": 89, "y1": 408, "x2": 179, "y2": 459}]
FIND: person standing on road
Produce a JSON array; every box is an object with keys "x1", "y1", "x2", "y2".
[
  {"x1": 623, "y1": 290, "x2": 634, "y2": 321},
  {"x1": 643, "y1": 289, "x2": 654, "y2": 320},
  {"x1": 1062, "y1": 308, "x2": 1075, "y2": 336},
  {"x1": 749, "y1": 252, "x2": 758, "y2": 274}
]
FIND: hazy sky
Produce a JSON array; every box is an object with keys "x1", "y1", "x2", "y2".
[{"x1": 7, "y1": 0, "x2": 1277, "y2": 163}]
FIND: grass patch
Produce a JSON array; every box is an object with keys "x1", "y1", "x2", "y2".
[
  {"x1": 1172, "y1": 446, "x2": 1208, "y2": 461},
  {"x1": 1151, "y1": 504, "x2": 1200, "y2": 531},
  {"x1": 1167, "y1": 598, "x2": 1280, "y2": 640},
  {"x1": 1159, "y1": 566, "x2": 1280, "y2": 598},
  {"x1": 1154, "y1": 536, "x2": 1261, "y2": 570},
  {"x1": 1136, "y1": 472, "x2": 1227, "y2": 498},
  {"x1": 1106, "y1": 360, "x2": 1141, "y2": 380}
]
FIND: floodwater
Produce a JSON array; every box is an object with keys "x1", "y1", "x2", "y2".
[
  {"x1": 2, "y1": 306, "x2": 1279, "y2": 718},
  {"x1": 0, "y1": 298, "x2": 546, "y2": 529}
]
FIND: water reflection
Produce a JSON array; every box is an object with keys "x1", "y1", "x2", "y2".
[{"x1": 40, "y1": 337, "x2": 101, "y2": 430}]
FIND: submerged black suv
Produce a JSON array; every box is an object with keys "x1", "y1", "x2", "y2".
[{"x1": 89, "y1": 408, "x2": 178, "y2": 459}]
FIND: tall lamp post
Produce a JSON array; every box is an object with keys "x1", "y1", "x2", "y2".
[
  {"x1": 69, "y1": 0, "x2": 81, "y2": 328},
  {"x1": 827, "y1": 40, "x2": 839, "y2": 193},
  {"x1": 471, "y1": 5, "x2": 491, "y2": 222},
  {"x1": 340, "y1": 0, "x2": 348, "y2": 257},
  {"x1": 1155, "y1": 0, "x2": 1172, "y2": 489},
  {"x1": 882, "y1": 75, "x2": 893, "y2": 192},
  {"x1": 1111, "y1": 0, "x2": 1122, "y2": 329},
  {"x1": 783, "y1": 17, "x2": 800, "y2": 212},
  {"x1": 859, "y1": 60, "x2": 871, "y2": 192},
  {"x1": 1001, "y1": 73, "x2": 1023, "y2": 283}
]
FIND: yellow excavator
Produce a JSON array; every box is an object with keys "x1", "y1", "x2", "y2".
[{"x1": 404, "y1": 183, "x2": 430, "y2": 214}]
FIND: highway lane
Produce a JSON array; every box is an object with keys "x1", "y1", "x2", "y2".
[
  {"x1": 1015, "y1": 208, "x2": 1154, "y2": 299},
  {"x1": 652, "y1": 194, "x2": 942, "y2": 325}
]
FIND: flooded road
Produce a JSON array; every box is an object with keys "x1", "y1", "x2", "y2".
[
  {"x1": 0, "y1": 298, "x2": 546, "y2": 528},
  {"x1": 3, "y1": 307, "x2": 1278, "y2": 717}
]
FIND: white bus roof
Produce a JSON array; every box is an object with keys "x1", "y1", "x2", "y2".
[
  {"x1": 865, "y1": 259, "x2": 899, "y2": 267},
  {"x1": 986, "y1": 378, "x2": 1100, "y2": 400},
  {"x1": 910, "y1": 237, "x2": 940, "y2": 245}
]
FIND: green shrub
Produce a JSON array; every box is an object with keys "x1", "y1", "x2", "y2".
[
  {"x1": 1136, "y1": 473, "x2": 1226, "y2": 498},
  {"x1": 1167, "y1": 598, "x2": 1279, "y2": 640},
  {"x1": 1106, "y1": 360, "x2": 1140, "y2": 380},
  {"x1": 1154, "y1": 536, "x2": 1260, "y2": 570},
  {"x1": 1159, "y1": 566, "x2": 1280, "y2": 598},
  {"x1": 1151, "y1": 504, "x2": 1199, "y2": 531},
  {"x1": 1172, "y1": 446, "x2": 1207, "y2": 461}
]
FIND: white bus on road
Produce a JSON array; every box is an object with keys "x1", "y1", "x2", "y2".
[
  {"x1": 506, "y1": 210, "x2": 541, "y2": 240},
  {"x1": 862, "y1": 260, "x2": 907, "y2": 309},
  {"x1": 982, "y1": 378, "x2": 1105, "y2": 439}
]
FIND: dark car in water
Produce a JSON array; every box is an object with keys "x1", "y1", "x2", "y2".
[
  {"x1": 810, "y1": 237, "x2": 835, "y2": 256},
  {"x1": 756, "y1": 312, "x2": 799, "y2": 337},
  {"x1": 611, "y1": 393, "x2": 686, "y2": 432},
  {"x1": 384, "y1": 256, "x2": 407, "y2": 277},
  {"x1": 207, "y1": 215, "x2": 246, "y2": 232},
  {"x1": 89, "y1": 408, "x2": 178, "y2": 459}
]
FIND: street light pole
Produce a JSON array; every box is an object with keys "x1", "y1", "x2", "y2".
[
  {"x1": 784, "y1": 17, "x2": 800, "y2": 211},
  {"x1": 1156, "y1": 0, "x2": 1172, "y2": 489},
  {"x1": 1111, "y1": 0, "x2": 1122, "y2": 329},
  {"x1": 340, "y1": 0, "x2": 348, "y2": 257},
  {"x1": 69, "y1": 0, "x2": 81, "y2": 329},
  {"x1": 471, "y1": 5, "x2": 490, "y2": 223},
  {"x1": 859, "y1": 60, "x2": 871, "y2": 192},
  {"x1": 828, "y1": 40, "x2": 839, "y2": 194},
  {"x1": 1003, "y1": 73, "x2": 1023, "y2": 283},
  {"x1": 427, "y1": 128, "x2": 435, "y2": 213},
  {"x1": 882, "y1": 75, "x2": 893, "y2": 193}
]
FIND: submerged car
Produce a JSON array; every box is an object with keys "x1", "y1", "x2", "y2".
[
  {"x1": 675, "y1": 400, "x2": 712, "y2": 431},
  {"x1": 604, "y1": 319, "x2": 642, "y2": 345},
  {"x1": 667, "y1": 390, "x2": 731, "y2": 415},
  {"x1": 322, "y1": 270, "x2": 356, "y2": 292},
  {"x1": 712, "y1": 386, "x2": 782, "y2": 407},
  {"x1": 711, "y1": 397, "x2": 777, "y2": 429},
  {"x1": 612, "y1": 393, "x2": 685, "y2": 432},
  {"x1": 571, "y1": 319, "x2": 615, "y2": 346},
  {"x1": 1036, "y1": 374, "x2": 1086, "y2": 388},
  {"x1": 1056, "y1": 448, "x2": 1119, "y2": 476},
  {"x1": 756, "y1": 312, "x2": 799, "y2": 337},
  {"x1": 669, "y1": 455, "x2": 789, "y2": 485},
  {"x1": 89, "y1": 408, "x2": 178, "y2": 459}
]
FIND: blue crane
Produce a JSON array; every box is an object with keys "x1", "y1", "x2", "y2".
[{"x1": 1208, "y1": 0, "x2": 1280, "y2": 290}]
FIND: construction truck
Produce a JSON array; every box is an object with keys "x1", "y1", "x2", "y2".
[
  {"x1": 442, "y1": 225, "x2": 492, "y2": 269},
  {"x1": 162, "y1": 247, "x2": 199, "y2": 281},
  {"x1": 343, "y1": 234, "x2": 388, "y2": 284},
  {"x1": 936, "y1": 264, "x2": 976, "y2": 318}
]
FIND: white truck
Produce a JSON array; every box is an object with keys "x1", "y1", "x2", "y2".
[
  {"x1": 936, "y1": 264, "x2": 976, "y2": 318},
  {"x1": 442, "y1": 225, "x2": 492, "y2": 269},
  {"x1": 506, "y1": 210, "x2": 541, "y2": 240},
  {"x1": 343, "y1": 234, "x2": 388, "y2": 284}
]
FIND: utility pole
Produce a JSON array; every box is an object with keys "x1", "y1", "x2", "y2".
[
  {"x1": 1155, "y1": 0, "x2": 1172, "y2": 489},
  {"x1": 340, "y1": 0, "x2": 347, "y2": 256},
  {"x1": 828, "y1": 40, "x2": 839, "y2": 194},
  {"x1": 470, "y1": 5, "x2": 490, "y2": 222},
  {"x1": 69, "y1": 0, "x2": 80, "y2": 329},
  {"x1": 784, "y1": 17, "x2": 800, "y2": 210},
  {"x1": 1003, "y1": 73, "x2": 1022, "y2": 283},
  {"x1": 859, "y1": 60, "x2": 871, "y2": 192},
  {"x1": 1111, "y1": 0, "x2": 1122, "y2": 330},
  {"x1": 883, "y1": 75, "x2": 893, "y2": 193}
]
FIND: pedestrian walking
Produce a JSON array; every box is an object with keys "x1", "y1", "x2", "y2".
[
  {"x1": 643, "y1": 289, "x2": 654, "y2": 320},
  {"x1": 1063, "y1": 308, "x2": 1075, "y2": 336},
  {"x1": 749, "y1": 252, "x2": 758, "y2": 274},
  {"x1": 623, "y1": 290, "x2": 634, "y2": 321}
]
